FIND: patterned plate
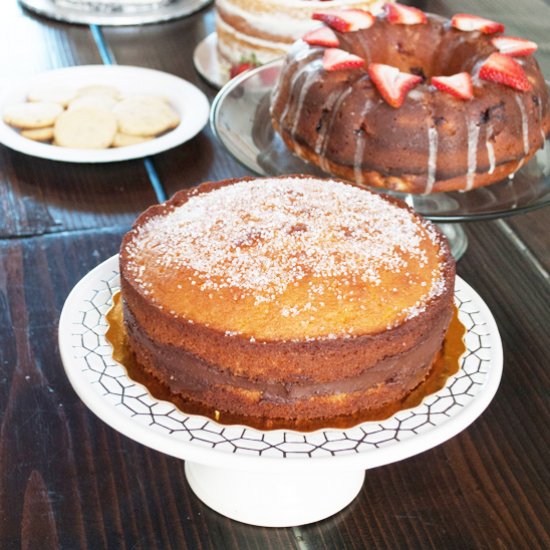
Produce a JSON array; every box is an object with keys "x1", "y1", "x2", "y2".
[{"x1": 59, "y1": 255, "x2": 502, "y2": 474}]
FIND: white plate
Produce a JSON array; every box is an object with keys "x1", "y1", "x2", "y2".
[
  {"x1": 0, "y1": 65, "x2": 210, "y2": 163},
  {"x1": 193, "y1": 32, "x2": 227, "y2": 89},
  {"x1": 59, "y1": 254, "x2": 503, "y2": 473},
  {"x1": 58, "y1": 254, "x2": 502, "y2": 525},
  {"x1": 19, "y1": 0, "x2": 213, "y2": 26}
]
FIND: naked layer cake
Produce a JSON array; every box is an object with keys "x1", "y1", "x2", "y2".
[
  {"x1": 119, "y1": 176, "x2": 456, "y2": 429},
  {"x1": 215, "y1": 0, "x2": 385, "y2": 74}
]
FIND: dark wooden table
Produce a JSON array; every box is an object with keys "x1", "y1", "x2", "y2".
[{"x1": 1, "y1": 0, "x2": 549, "y2": 548}]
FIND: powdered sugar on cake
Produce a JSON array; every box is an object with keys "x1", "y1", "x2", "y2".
[{"x1": 125, "y1": 177, "x2": 448, "y2": 332}]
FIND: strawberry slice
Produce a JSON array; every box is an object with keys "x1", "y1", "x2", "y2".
[
  {"x1": 385, "y1": 3, "x2": 427, "y2": 25},
  {"x1": 491, "y1": 36, "x2": 538, "y2": 57},
  {"x1": 479, "y1": 53, "x2": 531, "y2": 91},
  {"x1": 368, "y1": 63, "x2": 422, "y2": 108},
  {"x1": 312, "y1": 9, "x2": 375, "y2": 32},
  {"x1": 451, "y1": 13, "x2": 504, "y2": 34},
  {"x1": 229, "y1": 55, "x2": 260, "y2": 79},
  {"x1": 323, "y1": 48, "x2": 365, "y2": 71},
  {"x1": 303, "y1": 26, "x2": 340, "y2": 48},
  {"x1": 432, "y1": 72, "x2": 473, "y2": 100}
]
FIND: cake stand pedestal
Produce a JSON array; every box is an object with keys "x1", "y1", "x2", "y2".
[
  {"x1": 210, "y1": 61, "x2": 550, "y2": 260},
  {"x1": 59, "y1": 256, "x2": 502, "y2": 527},
  {"x1": 185, "y1": 463, "x2": 365, "y2": 527}
]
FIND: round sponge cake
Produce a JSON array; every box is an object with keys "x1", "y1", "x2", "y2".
[{"x1": 120, "y1": 176, "x2": 456, "y2": 429}]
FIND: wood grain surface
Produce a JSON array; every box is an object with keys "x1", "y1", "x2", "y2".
[{"x1": 0, "y1": 0, "x2": 549, "y2": 548}]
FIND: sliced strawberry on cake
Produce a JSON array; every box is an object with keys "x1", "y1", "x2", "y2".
[
  {"x1": 479, "y1": 52, "x2": 531, "y2": 91},
  {"x1": 451, "y1": 14, "x2": 504, "y2": 34},
  {"x1": 385, "y1": 3, "x2": 427, "y2": 25},
  {"x1": 229, "y1": 54, "x2": 260, "y2": 79},
  {"x1": 312, "y1": 9, "x2": 375, "y2": 33},
  {"x1": 491, "y1": 36, "x2": 538, "y2": 57},
  {"x1": 323, "y1": 48, "x2": 365, "y2": 71},
  {"x1": 432, "y1": 73, "x2": 473, "y2": 100},
  {"x1": 303, "y1": 26, "x2": 340, "y2": 48},
  {"x1": 368, "y1": 63, "x2": 422, "y2": 108}
]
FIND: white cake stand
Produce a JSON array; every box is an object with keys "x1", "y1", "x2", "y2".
[{"x1": 59, "y1": 255, "x2": 502, "y2": 527}]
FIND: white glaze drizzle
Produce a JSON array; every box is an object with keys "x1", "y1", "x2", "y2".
[
  {"x1": 270, "y1": 45, "x2": 309, "y2": 102},
  {"x1": 407, "y1": 89, "x2": 424, "y2": 101},
  {"x1": 466, "y1": 118, "x2": 481, "y2": 191},
  {"x1": 353, "y1": 100, "x2": 374, "y2": 186},
  {"x1": 425, "y1": 126, "x2": 439, "y2": 194},
  {"x1": 290, "y1": 63, "x2": 323, "y2": 138},
  {"x1": 277, "y1": 49, "x2": 319, "y2": 127},
  {"x1": 319, "y1": 83, "x2": 362, "y2": 172},
  {"x1": 314, "y1": 88, "x2": 348, "y2": 157},
  {"x1": 356, "y1": 33, "x2": 372, "y2": 64},
  {"x1": 538, "y1": 100, "x2": 546, "y2": 142},
  {"x1": 515, "y1": 95, "x2": 529, "y2": 155},
  {"x1": 485, "y1": 123, "x2": 496, "y2": 175}
]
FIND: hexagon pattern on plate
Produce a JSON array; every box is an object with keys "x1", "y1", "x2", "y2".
[{"x1": 68, "y1": 267, "x2": 494, "y2": 459}]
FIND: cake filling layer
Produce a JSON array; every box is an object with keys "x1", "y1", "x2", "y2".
[{"x1": 123, "y1": 299, "x2": 448, "y2": 403}]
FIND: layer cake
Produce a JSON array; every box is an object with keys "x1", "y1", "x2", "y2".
[{"x1": 120, "y1": 176, "x2": 456, "y2": 429}]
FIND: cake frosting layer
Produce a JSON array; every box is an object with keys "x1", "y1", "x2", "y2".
[{"x1": 123, "y1": 297, "x2": 451, "y2": 403}]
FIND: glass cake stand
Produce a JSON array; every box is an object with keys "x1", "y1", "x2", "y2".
[
  {"x1": 59, "y1": 255, "x2": 502, "y2": 527},
  {"x1": 19, "y1": 0, "x2": 212, "y2": 25},
  {"x1": 210, "y1": 60, "x2": 550, "y2": 260}
]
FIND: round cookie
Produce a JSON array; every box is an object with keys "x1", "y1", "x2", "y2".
[
  {"x1": 27, "y1": 84, "x2": 76, "y2": 107},
  {"x1": 77, "y1": 84, "x2": 121, "y2": 99},
  {"x1": 20, "y1": 127, "x2": 54, "y2": 142},
  {"x1": 3, "y1": 102, "x2": 63, "y2": 129},
  {"x1": 113, "y1": 95, "x2": 180, "y2": 137},
  {"x1": 112, "y1": 133, "x2": 153, "y2": 147},
  {"x1": 54, "y1": 106, "x2": 117, "y2": 149},
  {"x1": 68, "y1": 94, "x2": 119, "y2": 112}
]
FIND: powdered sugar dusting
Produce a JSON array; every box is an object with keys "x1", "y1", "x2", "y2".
[{"x1": 125, "y1": 177, "x2": 448, "y2": 328}]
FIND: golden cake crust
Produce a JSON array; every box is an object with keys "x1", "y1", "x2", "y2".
[{"x1": 120, "y1": 176, "x2": 456, "y2": 427}]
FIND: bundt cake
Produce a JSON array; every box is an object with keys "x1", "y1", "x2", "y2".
[
  {"x1": 215, "y1": 0, "x2": 385, "y2": 77},
  {"x1": 271, "y1": 4, "x2": 550, "y2": 193},
  {"x1": 119, "y1": 175, "x2": 456, "y2": 430}
]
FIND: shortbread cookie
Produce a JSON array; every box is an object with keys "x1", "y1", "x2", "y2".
[
  {"x1": 68, "y1": 94, "x2": 118, "y2": 112},
  {"x1": 112, "y1": 133, "x2": 153, "y2": 147},
  {"x1": 113, "y1": 95, "x2": 180, "y2": 137},
  {"x1": 20, "y1": 127, "x2": 54, "y2": 142},
  {"x1": 3, "y1": 102, "x2": 63, "y2": 129},
  {"x1": 27, "y1": 85, "x2": 76, "y2": 107},
  {"x1": 54, "y1": 106, "x2": 117, "y2": 149},
  {"x1": 77, "y1": 84, "x2": 121, "y2": 99}
]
